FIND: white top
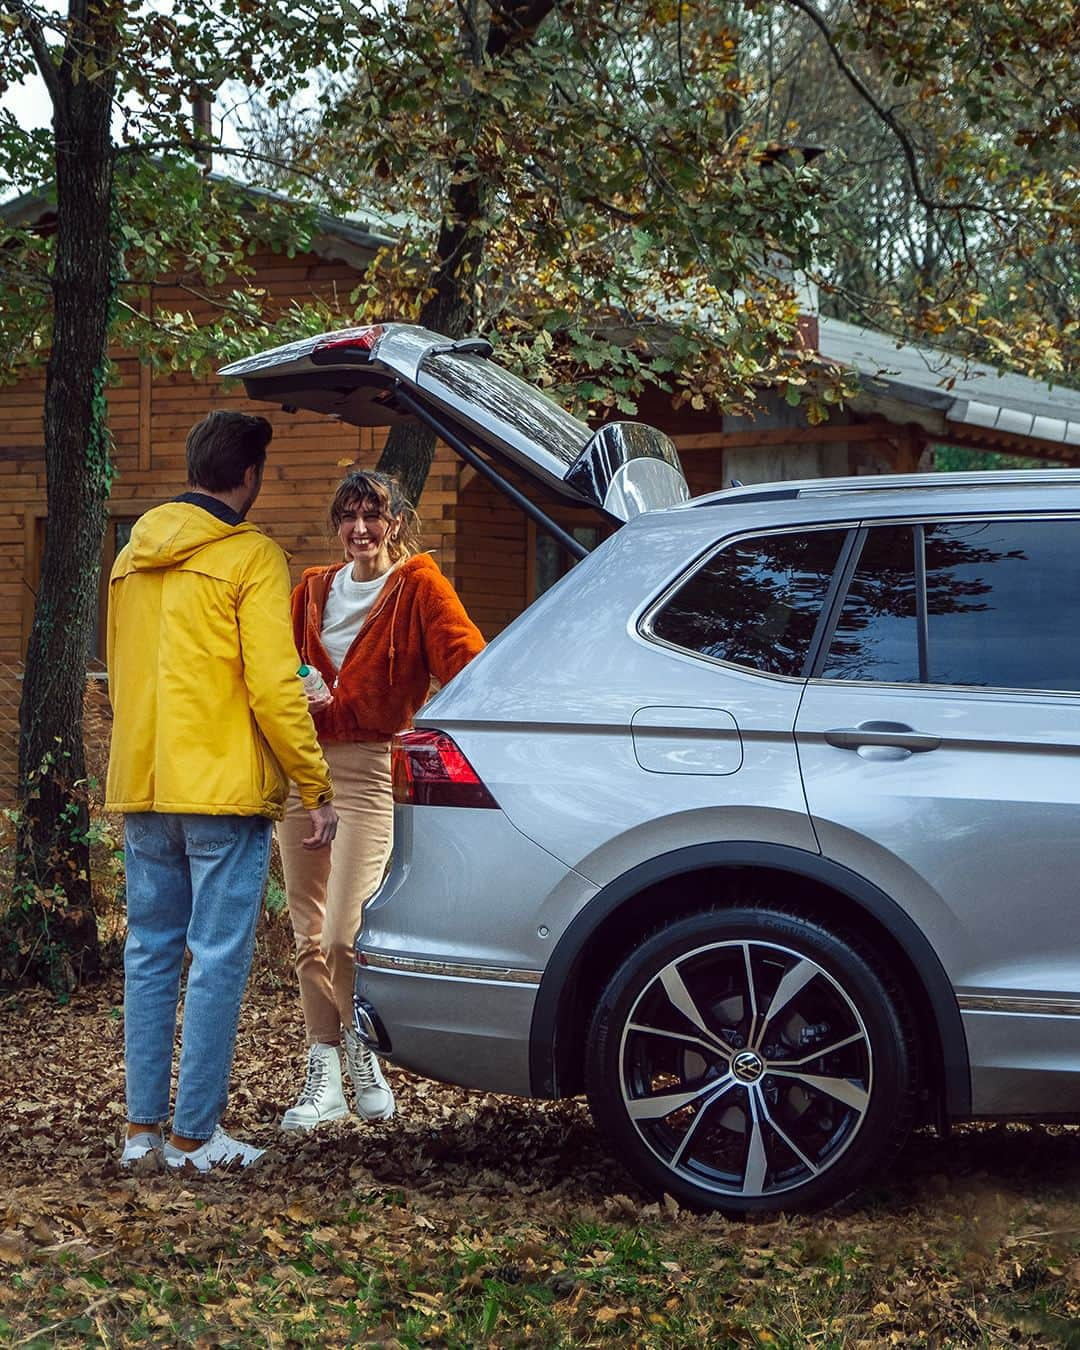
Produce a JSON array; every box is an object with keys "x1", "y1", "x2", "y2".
[{"x1": 320, "y1": 563, "x2": 398, "y2": 672}]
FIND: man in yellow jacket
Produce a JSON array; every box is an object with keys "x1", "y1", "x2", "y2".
[{"x1": 106, "y1": 410, "x2": 337, "y2": 1173}]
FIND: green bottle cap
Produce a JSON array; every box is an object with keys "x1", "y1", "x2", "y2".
[{"x1": 297, "y1": 664, "x2": 311, "y2": 677}]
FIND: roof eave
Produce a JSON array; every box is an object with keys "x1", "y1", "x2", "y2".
[{"x1": 1, "y1": 176, "x2": 393, "y2": 268}]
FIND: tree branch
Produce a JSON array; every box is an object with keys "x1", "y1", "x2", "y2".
[
  {"x1": 486, "y1": 0, "x2": 557, "y2": 57},
  {"x1": 117, "y1": 283, "x2": 264, "y2": 326},
  {"x1": 113, "y1": 139, "x2": 329, "y2": 189},
  {"x1": 778, "y1": 0, "x2": 1007, "y2": 222},
  {"x1": 454, "y1": 0, "x2": 482, "y2": 63},
  {"x1": 0, "y1": 0, "x2": 63, "y2": 107}
]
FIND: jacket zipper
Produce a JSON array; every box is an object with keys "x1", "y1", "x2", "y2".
[{"x1": 312, "y1": 566, "x2": 406, "y2": 691}]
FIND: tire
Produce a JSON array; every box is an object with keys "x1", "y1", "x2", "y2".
[{"x1": 584, "y1": 906, "x2": 919, "y2": 1217}]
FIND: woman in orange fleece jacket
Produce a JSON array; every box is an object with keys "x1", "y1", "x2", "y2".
[{"x1": 277, "y1": 469, "x2": 484, "y2": 1131}]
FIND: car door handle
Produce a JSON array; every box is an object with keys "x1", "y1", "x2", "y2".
[{"x1": 823, "y1": 721, "x2": 941, "y2": 753}]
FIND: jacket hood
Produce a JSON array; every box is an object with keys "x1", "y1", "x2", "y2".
[
  {"x1": 299, "y1": 550, "x2": 442, "y2": 587},
  {"x1": 126, "y1": 501, "x2": 260, "y2": 571},
  {"x1": 399, "y1": 551, "x2": 440, "y2": 579}
]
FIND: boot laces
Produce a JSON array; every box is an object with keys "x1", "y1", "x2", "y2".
[
  {"x1": 349, "y1": 1040, "x2": 379, "y2": 1089},
  {"x1": 297, "y1": 1052, "x2": 330, "y2": 1106}
]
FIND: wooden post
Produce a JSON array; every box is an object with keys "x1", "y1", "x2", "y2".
[
  {"x1": 887, "y1": 425, "x2": 928, "y2": 474},
  {"x1": 138, "y1": 286, "x2": 152, "y2": 470}
]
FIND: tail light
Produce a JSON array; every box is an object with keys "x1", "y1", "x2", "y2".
[
  {"x1": 392, "y1": 730, "x2": 499, "y2": 808},
  {"x1": 311, "y1": 326, "x2": 385, "y2": 360}
]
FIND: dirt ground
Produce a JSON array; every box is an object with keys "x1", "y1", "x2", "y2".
[{"x1": 3, "y1": 965, "x2": 1080, "y2": 1347}]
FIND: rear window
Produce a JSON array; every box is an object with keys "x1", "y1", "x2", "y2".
[
  {"x1": 923, "y1": 518, "x2": 1077, "y2": 688},
  {"x1": 650, "y1": 529, "x2": 848, "y2": 676}
]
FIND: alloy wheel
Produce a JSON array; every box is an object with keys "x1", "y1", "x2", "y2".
[{"x1": 617, "y1": 938, "x2": 873, "y2": 1201}]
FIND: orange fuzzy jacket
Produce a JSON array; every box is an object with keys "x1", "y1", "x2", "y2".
[{"x1": 290, "y1": 552, "x2": 485, "y2": 743}]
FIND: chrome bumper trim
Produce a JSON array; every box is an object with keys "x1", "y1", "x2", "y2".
[
  {"x1": 357, "y1": 950, "x2": 543, "y2": 985},
  {"x1": 959, "y1": 994, "x2": 1080, "y2": 1017}
]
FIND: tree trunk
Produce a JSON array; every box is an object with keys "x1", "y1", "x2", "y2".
[
  {"x1": 377, "y1": 0, "x2": 557, "y2": 507},
  {"x1": 12, "y1": 6, "x2": 119, "y2": 989},
  {"x1": 376, "y1": 225, "x2": 481, "y2": 505}
]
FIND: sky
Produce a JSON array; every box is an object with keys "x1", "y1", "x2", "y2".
[
  {"x1": 0, "y1": 0, "x2": 251, "y2": 195},
  {"x1": 1, "y1": 0, "x2": 60, "y2": 137},
  {"x1": 4, "y1": 68, "x2": 52, "y2": 132}
]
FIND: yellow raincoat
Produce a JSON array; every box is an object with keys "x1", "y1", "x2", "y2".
[{"x1": 105, "y1": 500, "x2": 332, "y2": 818}]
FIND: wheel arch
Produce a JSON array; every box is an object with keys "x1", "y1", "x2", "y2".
[{"x1": 529, "y1": 841, "x2": 971, "y2": 1118}]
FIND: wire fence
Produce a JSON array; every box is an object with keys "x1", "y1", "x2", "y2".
[
  {"x1": 0, "y1": 663, "x2": 295, "y2": 977},
  {"x1": 0, "y1": 664, "x2": 19, "y2": 811},
  {"x1": 0, "y1": 663, "x2": 114, "y2": 809}
]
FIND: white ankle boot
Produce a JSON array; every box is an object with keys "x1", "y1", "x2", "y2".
[
  {"x1": 343, "y1": 1028, "x2": 395, "y2": 1121},
  {"x1": 281, "y1": 1042, "x2": 349, "y2": 1131}
]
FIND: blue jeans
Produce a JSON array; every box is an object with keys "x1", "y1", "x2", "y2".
[{"x1": 123, "y1": 812, "x2": 272, "y2": 1140}]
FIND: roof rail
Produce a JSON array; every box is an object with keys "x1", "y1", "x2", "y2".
[
  {"x1": 796, "y1": 469, "x2": 1080, "y2": 496},
  {"x1": 690, "y1": 468, "x2": 1080, "y2": 508}
]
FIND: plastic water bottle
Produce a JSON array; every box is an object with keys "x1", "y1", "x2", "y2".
[{"x1": 298, "y1": 664, "x2": 333, "y2": 708}]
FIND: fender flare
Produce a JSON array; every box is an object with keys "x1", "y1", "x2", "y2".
[{"x1": 528, "y1": 841, "x2": 971, "y2": 1115}]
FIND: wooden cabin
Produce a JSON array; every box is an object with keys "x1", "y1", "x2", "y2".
[{"x1": 3, "y1": 190, "x2": 1079, "y2": 803}]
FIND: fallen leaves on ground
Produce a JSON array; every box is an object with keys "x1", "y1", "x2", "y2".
[{"x1": 2, "y1": 974, "x2": 1080, "y2": 1347}]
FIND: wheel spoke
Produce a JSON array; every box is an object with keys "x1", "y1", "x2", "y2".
[
  {"x1": 742, "y1": 942, "x2": 760, "y2": 1050},
  {"x1": 755, "y1": 1093, "x2": 822, "y2": 1178},
  {"x1": 626, "y1": 1078, "x2": 720, "y2": 1121},
  {"x1": 756, "y1": 958, "x2": 818, "y2": 1045},
  {"x1": 627, "y1": 1021, "x2": 725, "y2": 1059},
  {"x1": 770, "y1": 1069, "x2": 869, "y2": 1112},
  {"x1": 669, "y1": 1074, "x2": 737, "y2": 1168},
  {"x1": 658, "y1": 966, "x2": 733, "y2": 1053},
  {"x1": 770, "y1": 1031, "x2": 867, "y2": 1069},
  {"x1": 741, "y1": 1091, "x2": 769, "y2": 1195}
]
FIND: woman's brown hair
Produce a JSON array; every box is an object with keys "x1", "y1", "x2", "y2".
[{"x1": 328, "y1": 469, "x2": 422, "y2": 563}]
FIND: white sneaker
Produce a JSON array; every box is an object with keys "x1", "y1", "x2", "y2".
[
  {"x1": 343, "y1": 1028, "x2": 395, "y2": 1121},
  {"x1": 280, "y1": 1042, "x2": 350, "y2": 1132},
  {"x1": 164, "y1": 1125, "x2": 265, "y2": 1172},
  {"x1": 121, "y1": 1130, "x2": 163, "y2": 1168}
]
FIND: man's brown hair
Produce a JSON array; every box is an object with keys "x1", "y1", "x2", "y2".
[{"x1": 186, "y1": 411, "x2": 273, "y2": 492}]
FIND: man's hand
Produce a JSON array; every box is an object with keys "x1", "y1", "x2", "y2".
[{"x1": 302, "y1": 802, "x2": 338, "y2": 850}]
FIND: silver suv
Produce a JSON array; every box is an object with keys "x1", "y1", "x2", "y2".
[{"x1": 223, "y1": 327, "x2": 1080, "y2": 1216}]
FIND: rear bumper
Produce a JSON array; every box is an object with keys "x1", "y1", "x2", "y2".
[
  {"x1": 352, "y1": 952, "x2": 539, "y2": 1096},
  {"x1": 348, "y1": 798, "x2": 586, "y2": 1096}
]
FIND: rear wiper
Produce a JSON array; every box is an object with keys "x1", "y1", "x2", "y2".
[{"x1": 425, "y1": 337, "x2": 494, "y2": 358}]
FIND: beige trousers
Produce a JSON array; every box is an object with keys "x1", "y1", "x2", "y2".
[{"x1": 277, "y1": 739, "x2": 393, "y2": 1044}]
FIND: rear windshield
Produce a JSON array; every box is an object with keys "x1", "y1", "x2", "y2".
[{"x1": 422, "y1": 352, "x2": 590, "y2": 468}]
